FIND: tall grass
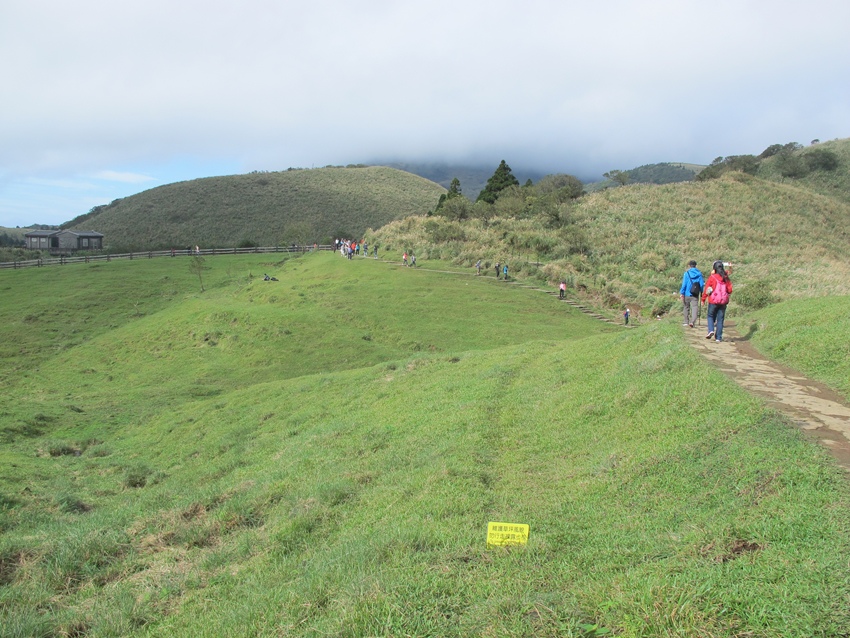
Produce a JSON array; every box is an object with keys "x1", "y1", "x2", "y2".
[{"x1": 372, "y1": 172, "x2": 850, "y2": 320}]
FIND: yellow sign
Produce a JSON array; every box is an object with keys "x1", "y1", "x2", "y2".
[{"x1": 487, "y1": 522, "x2": 529, "y2": 548}]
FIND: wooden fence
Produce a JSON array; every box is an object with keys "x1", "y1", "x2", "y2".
[{"x1": 0, "y1": 245, "x2": 335, "y2": 270}]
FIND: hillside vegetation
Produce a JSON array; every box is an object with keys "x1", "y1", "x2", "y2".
[
  {"x1": 757, "y1": 137, "x2": 850, "y2": 205},
  {"x1": 372, "y1": 170, "x2": 850, "y2": 319},
  {"x1": 64, "y1": 166, "x2": 445, "y2": 251},
  {"x1": 1, "y1": 253, "x2": 850, "y2": 636},
  {"x1": 586, "y1": 163, "x2": 703, "y2": 192}
]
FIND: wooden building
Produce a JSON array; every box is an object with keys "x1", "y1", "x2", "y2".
[{"x1": 25, "y1": 230, "x2": 104, "y2": 254}]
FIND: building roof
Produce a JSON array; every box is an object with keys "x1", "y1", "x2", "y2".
[{"x1": 25, "y1": 230, "x2": 104, "y2": 238}]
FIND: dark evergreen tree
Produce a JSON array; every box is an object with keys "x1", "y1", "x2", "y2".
[
  {"x1": 476, "y1": 160, "x2": 520, "y2": 204},
  {"x1": 435, "y1": 177, "x2": 464, "y2": 213}
]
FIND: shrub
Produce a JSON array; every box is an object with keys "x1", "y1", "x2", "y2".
[
  {"x1": 804, "y1": 148, "x2": 839, "y2": 171},
  {"x1": 735, "y1": 280, "x2": 779, "y2": 310}
]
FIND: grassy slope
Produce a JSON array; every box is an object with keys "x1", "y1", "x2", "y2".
[
  {"x1": 373, "y1": 173, "x2": 850, "y2": 318},
  {"x1": 739, "y1": 295, "x2": 850, "y2": 400},
  {"x1": 757, "y1": 138, "x2": 850, "y2": 205},
  {"x1": 65, "y1": 167, "x2": 446, "y2": 250},
  {"x1": 1, "y1": 254, "x2": 849, "y2": 637}
]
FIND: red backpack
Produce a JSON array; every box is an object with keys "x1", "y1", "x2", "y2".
[{"x1": 708, "y1": 278, "x2": 729, "y2": 305}]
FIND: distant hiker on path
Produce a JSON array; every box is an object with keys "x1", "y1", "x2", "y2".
[
  {"x1": 403, "y1": 252, "x2": 408, "y2": 267},
  {"x1": 503, "y1": 264, "x2": 509, "y2": 280},
  {"x1": 495, "y1": 262, "x2": 501, "y2": 279},
  {"x1": 559, "y1": 280, "x2": 566, "y2": 299},
  {"x1": 679, "y1": 260, "x2": 705, "y2": 328},
  {"x1": 476, "y1": 259, "x2": 482, "y2": 275},
  {"x1": 624, "y1": 308, "x2": 630, "y2": 325},
  {"x1": 703, "y1": 260, "x2": 732, "y2": 342}
]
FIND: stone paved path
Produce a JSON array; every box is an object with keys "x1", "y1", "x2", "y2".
[{"x1": 683, "y1": 322, "x2": 850, "y2": 470}]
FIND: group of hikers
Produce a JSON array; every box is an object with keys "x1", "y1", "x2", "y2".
[
  {"x1": 334, "y1": 242, "x2": 732, "y2": 339},
  {"x1": 679, "y1": 259, "x2": 733, "y2": 342},
  {"x1": 474, "y1": 259, "x2": 510, "y2": 280},
  {"x1": 335, "y1": 238, "x2": 378, "y2": 259}
]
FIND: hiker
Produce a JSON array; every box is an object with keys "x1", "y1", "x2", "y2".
[
  {"x1": 495, "y1": 262, "x2": 500, "y2": 279},
  {"x1": 503, "y1": 263, "x2": 509, "y2": 280},
  {"x1": 679, "y1": 260, "x2": 705, "y2": 328},
  {"x1": 559, "y1": 280, "x2": 566, "y2": 299},
  {"x1": 702, "y1": 260, "x2": 733, "y2": 342},
  {"x1": 411, "y1": 254, "x2": 416, "y2": 267},
  {"x1": 363, "y1": 242, "x2": 368, "y2": 256},
  {"x1": 403, "y1": 252, "x2": 408, "y2": 267},
  {"x1": 624, "y1": 308, "x2": 630, "y2": 325},
  {"x1": 476, "y1": 259, "x2": 482, "y2": 275}
]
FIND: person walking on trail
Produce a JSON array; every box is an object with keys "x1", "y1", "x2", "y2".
[
  {"x1": 559, "y1": 280, "x2": 567, "y2": 299},
  {"x1": 624, "y1": 308, "x2": 630, "y2": 325},
  {"x1": 411, "y1": 254, "x2": 416, "y2": 267},
  {"x1": 403, "y1": 252, "x2": 408, "y2": 267},
  {"x1": 679, "y1": 260, "x2": 705, "y2": 328},
  {"x1": 702, "y1": 260, "x2": 733, "y2": 342},
  {"x1": 494, "y1": 262, "x2": 501, "y2": 279},
  {"x1": 503, "y1": 264, "x2": 509, "y2": 280},
  {"x1": 476, "y1": 259, "x2": 482, "y2": 276}
]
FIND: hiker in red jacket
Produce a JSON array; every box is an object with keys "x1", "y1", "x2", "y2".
[{"x1": 702, "y1": 260, "x2": 733, "y2": 342}]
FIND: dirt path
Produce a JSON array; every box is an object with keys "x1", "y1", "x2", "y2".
[{"x1": 682, "y1": 322, "x2": 850, "y2": 471}]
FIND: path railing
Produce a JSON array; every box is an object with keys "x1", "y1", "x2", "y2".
[{"x1": 0, "y1": 245, "x2": 334, "y2": 270}]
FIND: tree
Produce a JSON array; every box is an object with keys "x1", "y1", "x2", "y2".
[
  {"x1": 535, "y1": 174, "x2": 584, "y2": 202},
  {"x1": 759, "y1": 144, "x2": 784, "y2": 159},
  {"x1": 603, "y1": 170, "x2": 630, "y2": 186},
  {"x1": 804, "y1": 148, "x2": 839, "y2": 171},
  {"x1": 476, "y1": 160, "x2": 520, "y2": 204},
  {"x1": 696, "y1": 155, "x2": 760, "y2": 181},
  {"x1": 436, "y1": 195, "x2": 471, "y2": 220},
  {"x1": 435, "y1": 177, "x2": 464, "y2": 213}
]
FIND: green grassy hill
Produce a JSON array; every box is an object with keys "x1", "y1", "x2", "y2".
[
  {"x1": 757, "y1": 137, "x2": 850, "y2": 205},
  {"x1": 373, "y1": 171, "x2": 850, "y2": 319},
  {"x1": 2, "y1": 253, "x2": 850, "y2": 636},
  {"x1": 63, "y1": 166, "x2": 446, "y2": 251}
]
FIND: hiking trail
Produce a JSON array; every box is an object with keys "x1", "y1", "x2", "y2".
[{"x1": 384, "y1": 259, "x2": 850, "y2": 470}]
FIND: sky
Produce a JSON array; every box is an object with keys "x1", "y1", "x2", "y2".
[{"x1": 2, "y1": 0, "x2": 849, "y2": 227}]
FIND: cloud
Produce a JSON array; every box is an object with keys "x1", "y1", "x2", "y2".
[{"x1": 1, "y1": 0, "x2": 849, "y2": 225}]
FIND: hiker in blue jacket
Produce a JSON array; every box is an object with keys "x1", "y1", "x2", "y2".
[{"x1": 679, "y1": 260, "x2": 705, "y2": 328}]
